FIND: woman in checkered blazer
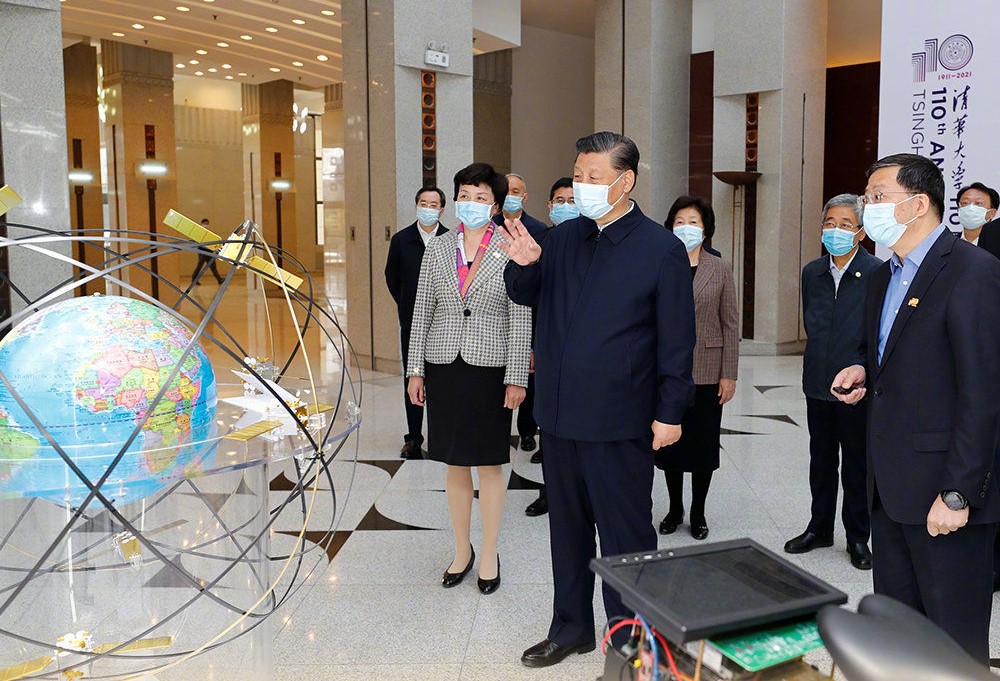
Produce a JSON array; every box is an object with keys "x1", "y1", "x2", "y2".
[
  {"x1": 406, "y1": 163, "x2": 532, "y2": 595},
  {"x1": 655, "y1": 196, "x2": 739, "y2": 542}
]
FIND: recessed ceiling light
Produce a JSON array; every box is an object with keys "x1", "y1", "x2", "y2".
[
  {"x1": 292, "y1": 61, "x2": 303, "y2": 67},
  {"x1": 221, "y1": 63, "x2": 232, "y2": 69},
  {"x1": 265, "y1": 27, "x2": 278, "y2": 33},
  {"x1": 240, "y1": 35, "x2": 253, "y2": 41},
  {"x1": 316, "y1": 54, "x2": 329, "y2": 62},
  {"x1": 321, "y1": 10, "x2": 335, "y2": 16},
  {"x1": 153, "y1": 15, "x2": 166, "y2": 21},
  {"x1": 195, "y1": 71, "x2": 204, "y2": 76},
  {"x1": 225, "y1": 75, "x2": 234, "y2": 80},
  {"x1": 269, "y1": 67, "x2": 281, "y2": 72},
  {"x1": 176, "y1": 63, "x2": 185, "y2": 68},
  {"x1": 189, "y1": 59, "x2": 199, "y2": 65},
  {"x1": 208, "y1": 67, "x2": 218, "y2": 73},
  {"x1": 176, "y1": 5, "x2": 190, "y2": 11},
  {"x1": 216, "y1": 42, "x2": 229, "y2": 48},
  {"x1": 196, "y1": 49, "x2": 208, "y2": 55},
  {"x1": 238, "y1": 72, "x2": 247, "y2": 76},
  {"x1": 132, "y1": 23, "x2": 145, "y2": 29},
  {"x1": 203, "y1": 0, "x2": 215, "y2": 3},
  {"x1": 112, "y1": 31, "x2": 125, "y2": 37},
  {"x1": 292, "y1": 19, "x2": 306, "y2": 25}
]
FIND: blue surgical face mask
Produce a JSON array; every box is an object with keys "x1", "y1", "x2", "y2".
[
  {"x1": 455, "y1": 201, "x2": 493, "y2": 229},
  {"x1": 958, "y1": 204, "x2": 989, "y2": 230},
  {"x1": 573, "y1": 173, "x2": 626, "y2": 220},
  {"x1": 503, "y1": 194, "x2": 524, "y2": 214},
  {"x1": 549, "y1": 202, "x2": 579, "y2": 225},
  {"x1": 416, "y1": 206, "x2": 440, "y2": 226},
  {"x1": 862, "y1": 195, "x2": 918, "y2": 248},
  {"x1": 673, "y1": 224, "x2": 704, "y2": 252},
  {"x1": 821, "y1": 228, "x2": 858, "y2": 256}
]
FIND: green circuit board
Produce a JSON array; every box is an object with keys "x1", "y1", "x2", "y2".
[{"x1": 708, "y1": 619, "x2": 825, "y2": 672}]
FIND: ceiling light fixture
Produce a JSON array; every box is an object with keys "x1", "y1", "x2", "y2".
[
  {"x1": 292, "y1": 61, "x2": 303, "y2": 67},
  {"x1": 208, "y1": 67, "x2": 218, "y2": 73},
  {"x1": 194, "y1": 71, "x2": 204, "y2": 76},
  {"x1": 238, "y1": 72, "x2": 247, "y2": 76},
  {"x1": 132, "y1": 23, "x2": 144, "y2": 29},
  {"x1": 269, "y1": 67, "x2": 281, "y2": 72},
  {"x1": 292, "y1": 19, "x2": 306, "y2": 25},
  {"x1": 321, "y1": 10, "x2": 335, "y2": 16},
  {"x1": 222, "y1": 63, "x2": 231, "y2": 69},
  {"x1": 176, "y1": 63, "x2": 185, "y2": 68},
  {"x1": 225, "y1": 75, "x2": 234, "y2": 80},
  {"x1": 189, "y1": 59, "x2": 199, "y2": 64},
  {"x1": 316, "y1": 54, "x2": 329, "y2": 62},
  {"x1": 265, "y1": 27, "x2": 278, "y2": 33},
  {"x1": 153, "y1": 15, "x2": 166, "y2": 21},
  {"x1": 112, "y1": 31, "x2": 125, "y2": 37},
  {"x1": 176, "y1": 5, "x2": 190, "y2": 11},
  {"x1": 216, "y1": 42, "x2": 229, "y2": 47},
  {"x1": 196, "y1": 49, "x2": 208, "y2": 55},
  {"x1": 240, "y1": 35, "x2": 253, "y2": 41}
]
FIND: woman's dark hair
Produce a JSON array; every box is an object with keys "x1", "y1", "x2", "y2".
[
  {"x1": 664, "y1": 195, "x2": 716, "y2": 241},
  {"x1": 452, "y1": 162, "x2": 506, "y2": 207},
  {"x1": 575, "y1": 132, "x2": 640, "y2": 184},
  {"x1": 867, "y1": 153, "x2": 945, "y2": 220},
  {"x1": 414, "y1": 186, "x2": 446, "y2": 208}
]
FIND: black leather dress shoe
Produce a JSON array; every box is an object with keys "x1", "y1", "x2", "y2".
[
  {"x1": 783, "y1": 531, "x2": 834, "y2": 554},
  {"x1": 525, "y1": 492, "x2": 548, "y2": 517},
  {"x1": 521, "y1": 639, "x2": 596, "y2": 668},
  {"x1": 658, "y1": 513, "x2": 682, "y2": 535},
  {"x1": 442, "y1": 546, "x2": 474, "y2": 588},
  {"x1": 530, "y1": 449, "x2": 543, "y2": 464},
  {"x1": 400, "y1": 439, "x2": 423, "y2": 460},
  {"x1": 478, "y1": 555, "x2": 500, "y2": 594},
  {"x1": 690, "y1": 520, "x2": 709, "y2": 541},
  {"x1": 520, "y1": 435, "x2": 537, "y2": 452},
  {"x1": 847, "y1": 541, "x2": 873, "y2": 570}
]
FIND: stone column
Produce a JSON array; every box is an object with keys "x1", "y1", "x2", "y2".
[
  {"x1": 594, "y1": 0, "x2": 692, "y2": 220},
  {"x1": 63, "y1": 41, "x2": 104, "y2": 297},
  {"x1": 711, "y1": 0, "x2": 828, "y2": 352},
  {"x1": 0, "y1": 0, "x2": 74, "y2": 319},
  {"x1": 241, "y1": 80, "x2": 297, "y2": 272},
  {"x1": 101, "y1": 40, "x2": 180, "y2": 303},
  {"x1": 342, "y1": 0, "x2": 475, "y2": 371}
]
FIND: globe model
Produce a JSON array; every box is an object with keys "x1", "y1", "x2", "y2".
[{"x1": 0, "y1": 294, "x2": 217, "y2": 504}]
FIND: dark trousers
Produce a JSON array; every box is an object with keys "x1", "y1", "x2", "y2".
[
  {"x1": 871, "y1": 496, "x2": 995, "y2": 664},
  {"x1": 517, "y1": 372, "x2": 538, "y2": 438},
  {"x1": 542, "y1": 432, "x2": 657, "y2": 647},
  {"x1": 805, "y1": 397, "x2": 869, "y2": 543},
  {"x1": 191, "y1": 249, "x2": 223, "y2": 283},
  {"x1": 399, "y1": 328, "x2": 424, "y2": 443}
]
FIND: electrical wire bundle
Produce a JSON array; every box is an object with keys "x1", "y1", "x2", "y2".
[{"x1": 602, "y1": 615, "x2": 693, "y2": 681}]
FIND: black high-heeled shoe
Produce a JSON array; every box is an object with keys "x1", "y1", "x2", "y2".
[
  {"x1": 442, "y1": 545, "x2": 475, "y2": 588},
  {"x1": 478, "y1": 554, "x2": 501, "y2": 595}
]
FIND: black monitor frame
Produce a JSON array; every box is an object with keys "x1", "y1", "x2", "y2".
[{"x1": 591, "y1": 538, "x2": 848, "y2": 644}]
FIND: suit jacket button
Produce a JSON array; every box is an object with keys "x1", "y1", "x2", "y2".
[
  {"x1": 874, "y1": 387, "x2": 883, "y2": 396},
  {"x1": 463, "y1": 309, "x2": 471, "y2": 317}
]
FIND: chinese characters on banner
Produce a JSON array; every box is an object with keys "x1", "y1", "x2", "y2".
[{"x1": 879, "y1": 1, "x2": 997, "y2": 238}]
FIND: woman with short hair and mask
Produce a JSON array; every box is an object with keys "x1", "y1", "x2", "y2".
[
  {"x1": 406, "y1": 162, "x2": 531, "y2": 595},
  {"x1": 655, "y1": 196, "x2": 739, "y2": 541}
]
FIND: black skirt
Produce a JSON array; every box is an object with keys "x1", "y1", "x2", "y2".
[
  {"x1": 424, "y1": 355, "x2": 512, "y2": 467},
  {"x1": 654, "y1": 383, "x2": 723, "y2": 473}
]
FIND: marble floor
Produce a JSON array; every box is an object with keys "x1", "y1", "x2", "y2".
[{"x1": 259, "y1": 353, "x2": 926, "y2": 681}]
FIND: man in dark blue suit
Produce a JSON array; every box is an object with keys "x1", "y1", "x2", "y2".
[
  {"x1": 493, "y1": 173, "x2": 548, "y2": 455},
  {"x1": 500, "y1": 132, "x2": 695, "y2": 668},
  {"x1": 385, "y1": 187, "x2": 448, "y2": 459},
  {"x1": 833, "y1": 153, "x2": 1000, "y2": 665}
]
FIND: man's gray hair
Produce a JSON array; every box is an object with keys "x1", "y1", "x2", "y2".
[
  {"x1": 822, "y1": 193, "x2": 863, "y2": 226},
  {"x1": 506, "y1": 173, "x2": 525, "y2": 182}
]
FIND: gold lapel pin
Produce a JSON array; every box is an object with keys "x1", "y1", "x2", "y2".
[{"x1": 908, "y1": 298, "x2": 919, "y2": 307}]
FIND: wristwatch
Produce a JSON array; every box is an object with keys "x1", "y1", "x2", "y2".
[{"x1": 941, "y1": 490, "x2": 969, "y2": 511}]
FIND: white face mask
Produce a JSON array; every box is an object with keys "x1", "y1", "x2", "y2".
[
  {"x1": 958, "y1": 204, "x2": 989, "y2": 231},
  {"x1": 573, "y1": 172, "x2": 626, "y2": 220},
  {"x1": 673, "y1": 224, "x2": 704, "y2": 252},
  {"x1": 862, "y1": 195, "x2": 919, "y2": 248}
]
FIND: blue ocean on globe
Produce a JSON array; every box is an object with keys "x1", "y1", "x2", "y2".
[{"x1": 0, "y1": 295, "x2": 218, "y2": 505}]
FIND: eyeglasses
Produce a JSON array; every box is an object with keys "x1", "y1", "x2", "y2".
[
  {"x1": 551, "y1": 198, "x2": 575, "y2": 205},
  {"x1": 822, "y1": 220, "x2": 859, "y2": 231},
  {"x1": 860, "y1": 190, "x2": 916, "y2": 206}
]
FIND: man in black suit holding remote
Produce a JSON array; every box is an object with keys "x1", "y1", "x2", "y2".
[{"x1": 832, "y1": 153, "x2": 1000, "y2": 665}]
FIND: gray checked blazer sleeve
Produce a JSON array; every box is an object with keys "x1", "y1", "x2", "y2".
[{"x1": 406, "y1": 232, "x2": 531, "y2": 386}]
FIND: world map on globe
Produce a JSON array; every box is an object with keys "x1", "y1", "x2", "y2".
[{"x1": 0, "y1": 295, "x2": 218, "y2": 504}]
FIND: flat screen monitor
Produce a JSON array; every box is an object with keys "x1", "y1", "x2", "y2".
[{"x1": 591, "y1": 538, "x2": 848, "y2": 644}]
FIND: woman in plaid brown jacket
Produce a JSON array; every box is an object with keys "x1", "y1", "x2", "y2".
[{"x1": 654, "y1": 196, "x2": 739, "y2": 540}]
